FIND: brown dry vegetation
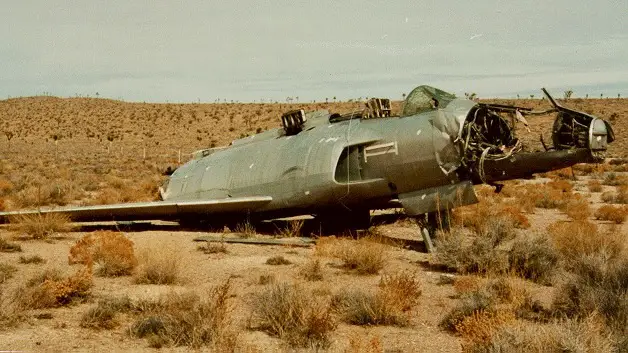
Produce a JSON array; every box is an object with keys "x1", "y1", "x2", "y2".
[{"x1": 0, "y1": 97, "x2": 627, "y2": 351}]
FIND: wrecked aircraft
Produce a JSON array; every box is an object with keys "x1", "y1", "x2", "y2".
[{"x1": 0, "y1": 85, "x2": 615, "y2": 235}]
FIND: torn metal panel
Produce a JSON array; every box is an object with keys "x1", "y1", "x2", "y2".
[{"x1": 398, "y1": 181, "x2": 478, "y2": 216}]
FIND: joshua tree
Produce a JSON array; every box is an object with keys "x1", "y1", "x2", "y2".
[
  {"x1": 563, "y1": 90, "x2": 573, "y2": 99},
  {"x1": 4, "y1": 130, "x2": 13, "y2": 152}
]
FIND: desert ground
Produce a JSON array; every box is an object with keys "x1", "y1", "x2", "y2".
[{"x1": 0, "y1": 95, "x2": 627, "y2": 352}]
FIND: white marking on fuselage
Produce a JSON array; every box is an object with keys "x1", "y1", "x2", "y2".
[
  {"x1": 421, "y1": 194, "x2": 426, "y2": 200},
  {"x1": 364, "y1": 141, "x2": 399, "y2": 162},
  {"x1": 304, "y1": 191, "x2": 310, "y2": 195},
  {"x1": 318, "y1": 138, "x2": 325, "y2": 143},
  {"x1": 416, "y1": 129, "x2": 422, "y2": 136},
  {"x1": 325, "y1": 137, "x2": 339, "y2": 143},
  {"x1": 249, "y1": 163, "x2": 255, "y2": 169}
]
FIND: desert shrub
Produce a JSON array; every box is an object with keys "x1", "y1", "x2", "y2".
[
  {"x1": 265, "y1": 255, "x2": 291, "y2": 265},
  {"x1": 455, "y1": 309, "x2": 517, "y2": 349},
  {"x1": 508, "y1": 236, "x2": 559, "y2": 285},
  {"x1": 552, "y1": 254, "x2": 628, "y2": 336},
  {"x1": 18, "y1": 255, "x2": 46, "y2": 264},
  {"x1": 602, "y1": 172, "x2": 627, "y2": 186},
  {"x1": 601, "y1": 185, "x2": 628, "y2": 204},
  {"x1": 250, "y1": 282, "x2": 336, "y2": 348},
  {"x1": 441, "y1": 277, "x2": 539, "y2": 333},
  {"x1": 594, "y1": 205, "x2": 627, "y2": 224},
  {"x1": 9, "y1": 213, "x2": 74, "y2": 239},
  {"x1": 455, "y1": 200, "x2": 529, "y2": 234},
  {"x1": 19, "y1": 267, "x2": 92, "y2": 309},
  {"x1": 0, "y1": 237, "x2": 22, "y2": 252},
  {"x1": 0, "y1": 197, "x2": 5, "y2": 211},
  {"x1": 131, "y1": 280, "x2": 236, "y2": 349},
  {"x1": 69, "y1": 231, "x2": 137, "y2": 276},
  {"x1": 80, "y1": 296, "x2": 132, "y2": 330},
  {"x1": 465, "y1": 316, "x2": 614, "y2": 353},
  {"x1": 559, "y1": 197, "x2": 590, "y2": 221},
  {"x1": 134, "y1": 246, "x2": 180, "y2": 285},
  {"x1": 434, "y1": 227, "x2": 509, "y2": 275},
  {"x1": 0, "y1": 287, "x2": 24, "y2": 329},
  {"x1": 548, "y1": 221, "x2": 625, "y2": 267},
  {"x1": 332, "y1": 271, "x2": 421, "y2": 327},
  {"x1": 547, "y1": 179, "x2": 574, "y2": 192},
  {"x1": 0, "y1": 263, "x2": 17, "y2": 284},
  {"x1": 316, "y1": 237, "x2": 387, "y2": 275},
  {"x1": 197, "y1": 241, "x2": 228, "y2": 254},
  {"x1": 587, "y1": 179, "x2": 603, "y2": 192},
  {"x1": 258, "y1": 274, "x2": 275, "y2": 285},
  {"x1": 300, "y1": 259, "x2": 324, "y2": 281}
]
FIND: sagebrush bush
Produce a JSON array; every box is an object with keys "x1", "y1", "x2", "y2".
[
  {"x1": 18, "y1": 255, "x2": 46, "y2": 264},
  {"x1": 19, "y1": 267, "x2": 92, "y2": 309},
  {"x1": 587, "y1": 179, "x2": 603, "y2": 192},
  {"x1": 441, "y1": 277, "x2": 540, "y2": 333},
  {"x1": 250, "y1": 282, "x2": 336, "y2": 348},
  {"x1": 548, "y1": 221, "x2": 625, "y2": 266},
  {"x1": 552, "y1": 254, "x2": 628, "y2": 337},
  {"x1": 594, "y1": 205, "x2": 627, "y2": 224},
  {"x1": 465, "y1": 316, "x2": 615, "y2": 353},
  {"x1": 332, "y1": 271, "x2": 421, "y2": 327},
  {"x1": 0, "y1": 237, "x2": 22, "y2": 253},
  {"x1": 265, "y1": 255, "x2": 291, "y2": 265},
  {"x1": 69, "y1": 231, "x2": 137, "y2": 276},
  {"x1": 508, "y1": 236, "x2": 559, "y2": 285},
  {"x1": 0, "y1": 263, "x2": 17, "y2": 284},
  {"x1": 300, "y1": 259, "x2": 324, "y2": 281},
  {"x1": 131, "y1": 280, "x2": 237, "y2": 349},
  {"x1": 434, "y1": 227, "x2": 509, "y2": 275}
]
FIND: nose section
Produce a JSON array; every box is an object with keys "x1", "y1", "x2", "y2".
[{"x1": 589, "y1": 118, "x2": 613, "y2": 152}]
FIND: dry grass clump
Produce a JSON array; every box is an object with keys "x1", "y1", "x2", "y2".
[
  {"x1": 131, "y1": 281, "x2": 237, "y2": 349},
  {"x1": 81, "y1": 296, "x2": 132, "y2": 330},
  {"x1": 464, "y1": 316, "x2": 615, "y2": 353},
  {"x1": 133, "y1": 246, "x2": 180, "y2": 285},
  {"x1": 0, "y1": 237, "x2": 22, "y2": 253},
  {"x1": 552, "y1": 254, "x2": 628, "y2": 338},
  {"x1": 513, "y1": 183, "x2": 574, "y2": 211},
  {"x1": 197, "y1": 241, "x2": 228, "y2": 254},
  {"x1": 594, "y1": 205, "x2": 628, "y2": 224},
  {"x1": 18, "y1": 254, "x2": 46, "y2": 264},
  {"x1": 9, "y1": 213, "x2": 74, "y2": 239},
  {"x1": 69, "y1": 231, "x2": 137, "y2": 276},
  {"x1": 265, "y1": 255, "x2": 292, "y2": 265},
  {"x1": 249, "y1": 282, "x2": 336, "y2": 348},
  {"x1": 300, "y1": 259, "x2": 324, "y2": 281},
  {"x1": 276, "y1": 219, "x2": 304, "y2": 237},
  {"x1": 331, "y1": 271, "x2": 421, "y2": 326},
  {"x1": 508, "y1": 236, "x2": 559, "y2": 285},
  {"x1": 587, "y1": 179, "x2": 603, "y2": 192},
  {"x1": 548, "y1": 221, "x2": 625, "y2": 267},
  {"x1": 316, "y1": 237, "x2": 388, "y2": 275},
  {"x1": 0, "y1": 263, "x2": 18, "y2": 284},
  {"x1": 234, "y1": 220, "x2": 256, "y2": 238},
  {"x1": 18, "y1": 267, "x2": 92, "y2": 309}
]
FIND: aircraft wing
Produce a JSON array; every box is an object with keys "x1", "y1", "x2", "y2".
[{"x1": 0, "y1": 196, "x2": 273, "y2": 223}]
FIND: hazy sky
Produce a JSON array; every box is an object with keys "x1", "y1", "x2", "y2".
[{"x1": 2, "y1": 0, "x2": 627, "y2": 102}]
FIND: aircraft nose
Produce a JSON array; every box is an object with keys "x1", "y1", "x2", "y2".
[{"x1": 589, "y1": 118, "x2": 612, "y2": 151}]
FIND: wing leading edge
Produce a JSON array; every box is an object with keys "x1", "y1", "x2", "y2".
[{"x1": 0, "y1": 196, "x2": 273, "y2": 223}]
